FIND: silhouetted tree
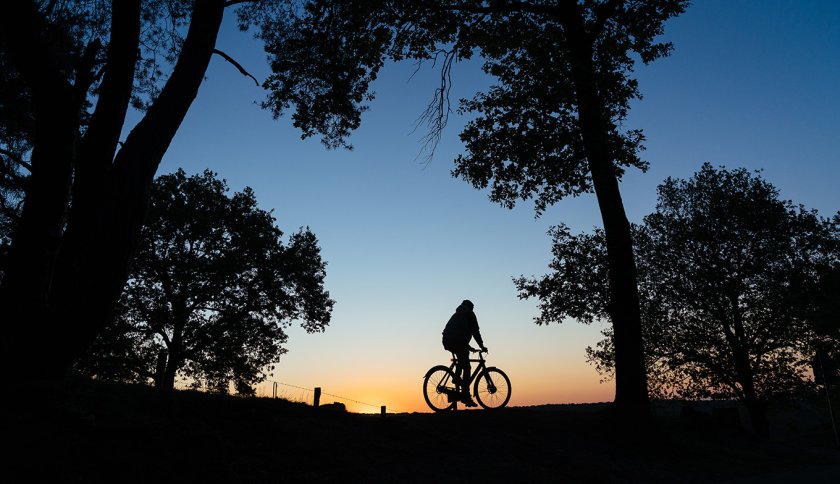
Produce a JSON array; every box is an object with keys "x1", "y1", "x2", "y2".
[
  {"x1": 517, "y1": 164, "x2": 839, "y2": 435},
  {"x1": 0, "y1": 1, "x2": 365, "y2": 384},
  {"x1": 76, "y1": 169, "x2": 333, "y2": 394},
  {"x1": 268, "y1": 0, "x2": 688, "y2": 417}
]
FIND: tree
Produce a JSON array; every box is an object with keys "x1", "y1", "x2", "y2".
[
  {"x1": 0, "y1": 1, "x2": 363, "y2": 384},
  {"x1": 517, "y1": 164, "x2": 839, "y2": 435},
  {"x1": 76, "y1": 169, "x2": 333, "y2": 394},
  {"x1": 267, "y1": 0, "x2": 688, "y2": 417}
]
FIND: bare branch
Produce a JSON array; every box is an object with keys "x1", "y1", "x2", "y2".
[
  {"x1": 213, "y1": 49, "x2": 259, "y2": 86},
  {"x1": 412, "y1": 49, "x2": 457, "y2": 165}
]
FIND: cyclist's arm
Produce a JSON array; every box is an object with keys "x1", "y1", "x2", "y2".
[{"x1": 469, "y1": 313, "x2": 486, "y2": 349}]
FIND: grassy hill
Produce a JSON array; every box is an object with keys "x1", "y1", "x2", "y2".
[{"x1": 6, "y1": 378, "x2": 840, "y2": 483}]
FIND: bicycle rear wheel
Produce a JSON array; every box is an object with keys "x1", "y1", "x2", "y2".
[
  {"x1": 474, "y1": 367, "x2": 511, "y2": 409},
  {"x1": 423, "y1": 365, "x2": 458, "y2": 412}
]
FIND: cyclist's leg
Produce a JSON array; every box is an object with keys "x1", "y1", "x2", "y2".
[
  {"x1": 454, "y1": 348, "x2": 468, "y2": 386},
  {"x1": 444, "y1": 338, "x2": 468, "y2": 388},
  {"x1": 454, "y1": 347, "x2": 474, "y2": 404}
]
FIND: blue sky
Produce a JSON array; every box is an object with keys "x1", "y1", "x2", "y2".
[{"x1": 139, "y1": 1, "x2": 839, "y2": 412}]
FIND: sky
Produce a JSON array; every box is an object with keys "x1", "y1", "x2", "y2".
[{"x1": 140, "y1": 1, "x2": 840, "y2": 413}]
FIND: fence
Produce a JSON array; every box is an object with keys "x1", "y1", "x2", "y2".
[{"x1": 270, "y1": 381, "x2": 388, "y2": 415}]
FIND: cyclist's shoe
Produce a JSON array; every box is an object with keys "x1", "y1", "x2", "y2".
[{"x1": 462, "y1": 398, "x2": 478, "y2": 407}]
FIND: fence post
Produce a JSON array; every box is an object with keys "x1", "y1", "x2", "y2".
[
  {"x1": 381, "y1": 405, "x2": 386, "y2": 416},
  {"x1": 272, "y1": 382, "x2": 278, "y2": 399},
  {"x1": 313, "y1": 387, "x2": 321, "y2": 408}
]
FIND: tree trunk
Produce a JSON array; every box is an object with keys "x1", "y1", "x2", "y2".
[
  {"x1": 561, "y1": 6, "x2": 649, "y2": 418},
  {"x1": 726, "y1": 293, "x2": 768, "y2": 436},
  {"x1": 0, "y1": 1, "x2": 82, "y2": 385},
  {"x1": 51, "y1": 0, "x2": 226, "y2": 378},
  {"x1": 154, "y1": 350, "x2": 168, "y2": 389},
  {"x1": 160, "y1": 292, "x2": 189, "y2": 393},
  {"x1": 162, "y1": 341, "x2": 181, "y2": 392},
  {"x1": 732, "y1": 342, "x2": 768, "y2": 436},
  {"x1": 0, "y1": 0, "x2": 227, "y2": 383}
]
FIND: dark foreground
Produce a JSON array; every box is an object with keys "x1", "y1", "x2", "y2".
[{"x1": 6, "y1": 379, "x2": 840, "y2": 483}]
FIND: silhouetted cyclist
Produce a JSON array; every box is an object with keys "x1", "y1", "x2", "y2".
[{"x1": 442, "y1": 299, "x2": 487, "y2": 407}]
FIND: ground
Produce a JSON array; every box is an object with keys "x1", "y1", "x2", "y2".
[{"x1": 6, "y1": 379, "x2": 840, "y2": 483}]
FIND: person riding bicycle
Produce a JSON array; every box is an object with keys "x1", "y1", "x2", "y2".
[{"x1": 442, "y1": 299, "x2": 487, "y2": 407}]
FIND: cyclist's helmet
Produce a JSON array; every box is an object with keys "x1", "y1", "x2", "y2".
[{"x1": 461, "y1": 299, "x2": 474, "y2": 310}]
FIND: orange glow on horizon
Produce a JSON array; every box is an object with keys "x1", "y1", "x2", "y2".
[{"x1": 255, "y1": 369, "x2": 615, "y2": 414}]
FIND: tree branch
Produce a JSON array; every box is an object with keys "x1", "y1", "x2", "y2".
[
  {"x1": 114, "y1": 0, "x2": 225, "y2": 181},
  {"x1": 0, "y1": 148, "x2": 33, "y2": 172},
  {"x1": 224, "y1": 0, "x2": 261, "y2": 7},
  {"x1": 213, "y1": 49, "x2": 259, "y2": 86},
  {"x1": 75, "y1": 0, "x2": 140, "y2": 173}
]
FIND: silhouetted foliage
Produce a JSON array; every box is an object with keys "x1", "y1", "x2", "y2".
[
  {"x1": 517, "y1": 164, "x2": 840, "y2": 434},
  {"x1": 0, "y1": 35, "x2": 34, "y2": 278},
  {"x1": 0, "y1": 1, "x2": 362, "y2": 382},
  {"x1": 267, "y1": 0, "x2": 688, "y2": 416},
  {"x1": 73, "y1": 307, "x2": 159, "y2": 385},
  {"x1": 76, "y1": 169, "x2": 333, "y2": 394}
]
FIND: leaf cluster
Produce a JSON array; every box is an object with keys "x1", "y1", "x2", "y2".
[{"x1": 244, "y1": 1, "x2": 392, "y2": 149}]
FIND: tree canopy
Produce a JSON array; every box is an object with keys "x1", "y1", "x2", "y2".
[
  {"x1": 267, "y1": 0, "x2": 688, "y2": 416},
  {"x1": 517, "y1": 163, "x2": 840, "y2": 433},
  {"x1": 76, "y1": 169, "x2": 333, "y2": 394}
]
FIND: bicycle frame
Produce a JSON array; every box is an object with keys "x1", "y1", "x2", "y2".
[{"x1": 445, "y1": 350, "x2": 494, "y2": 394}]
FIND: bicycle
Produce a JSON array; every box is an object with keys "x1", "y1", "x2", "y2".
[{"x1": 422, "y1": 347, "x2": 511, "y2": 411}]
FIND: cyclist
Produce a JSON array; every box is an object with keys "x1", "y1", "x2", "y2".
[{"x1": 441, "y1": 299, "x2": 487, "y2": 407}]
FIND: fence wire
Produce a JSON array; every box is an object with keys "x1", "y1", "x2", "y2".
[{"x1": 272, "y1": 382, "x2": 385, "y2": 411}]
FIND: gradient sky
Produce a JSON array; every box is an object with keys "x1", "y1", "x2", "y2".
[{"x1": 135, "y1": 1, "x2": 839, "y2": 413}]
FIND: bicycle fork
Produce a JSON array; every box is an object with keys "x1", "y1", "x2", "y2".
[
  {"x1": 453, "y1": 370, "x2": 498, "y2": 397},
  {"x1": 482, "y1": 371, "x2": 498, "y2": 394}
]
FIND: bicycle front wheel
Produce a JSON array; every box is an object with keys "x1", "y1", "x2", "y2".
[
  {"x1": 474, "y1": 367, "x2": 511, "y2": 409},
  {"x1": 423, "y1": 365, "x2": 458, "y2": 412}
]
